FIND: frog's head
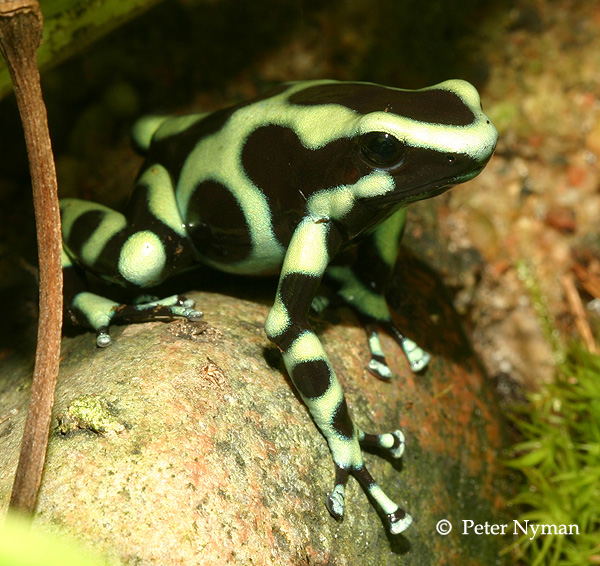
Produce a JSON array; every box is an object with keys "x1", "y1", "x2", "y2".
[{"x1": 351, "y1": 79, "x2": 498, "y2": 208}]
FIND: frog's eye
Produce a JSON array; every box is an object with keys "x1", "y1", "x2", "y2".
[{"x1": 359, "y1": 132, "x2": 405, "y2": 168}]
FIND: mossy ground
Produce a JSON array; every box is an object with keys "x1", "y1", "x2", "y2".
[{"x1": 505, "y1": 345, "x2": 600, "y2": 565}]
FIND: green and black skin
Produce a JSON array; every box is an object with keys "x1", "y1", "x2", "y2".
[{"x1": 60, "y1": 79, "x2": 498, "y2": 535}]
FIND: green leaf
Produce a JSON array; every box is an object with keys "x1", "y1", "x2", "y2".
[
  {"x1": 0, "y1": 511, "x2": 109, "y2": 566},
  {"x1": 0, "y1": 0, "x2": 162, "y2": 100}
]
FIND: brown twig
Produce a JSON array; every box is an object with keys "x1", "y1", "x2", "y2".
[
  {"x1": 562, "y1": 273, "x2": 597, "y2": 355},
  {"x1": 572, "y1": 261, "x2": 600, "y2": 300},
  {"x1": 0, "y1": 0, "x2": 63, "y2": 512}
]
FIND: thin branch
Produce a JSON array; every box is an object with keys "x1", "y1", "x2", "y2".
[
  {"x1": 0, "y1": 0, "x2": 63, "y2": 512},
  {"x1": 562, "y1": 273, "x2": 597, "y2": 355}
]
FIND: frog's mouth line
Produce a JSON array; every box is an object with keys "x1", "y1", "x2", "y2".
[{"x1": 367, "y1": 164, "x2": 486, "y2": 207}]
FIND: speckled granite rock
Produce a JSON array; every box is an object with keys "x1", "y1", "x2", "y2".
[{"x1": 0, "y1": 259, "x2": 510, "y2": 565}]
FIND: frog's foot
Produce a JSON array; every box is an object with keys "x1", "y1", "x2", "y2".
[
  {"x1": 112, "y1": 294, "x2": 203, "y2": 325},
  {"x1": 70, "y1": 292, "x2": 203, "y2": 348},
  {"x1": 326, "y1": 430, "x2": 412, "y2": 535},
  {"x1": 365, "y1": 324, "x2": 394, "y2": 380},
  {"x1": 365, "y1": 322, "x2": 430, "y2": 377},
  {"x1": 310, "y1": 294, "x2": 330, "y2": 315},
  {"x1": 385, "y1": 323, "x2": 430, "y2": 373}
]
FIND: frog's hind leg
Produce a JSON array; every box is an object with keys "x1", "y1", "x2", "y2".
[
  {"x1": 325, "y1": 208, "x2": 430, "y2": 377},
  {"x1": 61, "y1": 165, "x2": 201, "y2": 346}
]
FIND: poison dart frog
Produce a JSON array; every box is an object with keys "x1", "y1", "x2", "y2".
[{"x1": 60, "y1": 79, "x2": 498, "y2": 534}]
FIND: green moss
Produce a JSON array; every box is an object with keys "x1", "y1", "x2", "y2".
[
  {"x1": 57, "y1": 394, "x2": 125, "y2": 435},
  {"x1": 505, "y1": 346, "x2": 600, "y2": 565}
]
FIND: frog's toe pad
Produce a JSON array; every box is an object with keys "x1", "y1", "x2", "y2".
[
  {"x1": 183, "y1": 308, "x2": 204, "y2": 322},
  {"x1": 388, "y1": 510, "x2": 413, "y2": 535},
  {"x1": 400, "y1": 337, "x2": 431, "y2": 373},
  {"x1": 367, "y1": 357, "x2": 393, "y2": 380},
  {"x1": 96, "y1": 330, "x2": 112, "y2": 348},
  {"x1": 326, "y1": 484, "x2": 346, "y2": 521}
]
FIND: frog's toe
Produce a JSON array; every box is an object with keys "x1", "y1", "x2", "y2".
[
  {"x1": 382, "y1": 322, "x2": 431, "y2": 373},
  {"x1": 170, "y1": 296, "x2": 203, "y2": 321},
  {"x1": 150, "y1": 295, "x2": 204, "y2": 322},
  {"x1": 400, "y1": 336, "x2": 430, "y2": 372},
  {"x1": 367, "y1": 356, "x2": 393, "y2": 381},
  {"x1": 96, "y1": 329, "x2": 112, "y2": 348},
  {"x1": 352, "y1": 463, "x2": 412, "y2": 535},
  {"x1": 326, "y1": 482, "x2": 347, "y2": 521},
  {"x1": 387, "y1": 430, "x2": 406, "y2": 459},
  {"x1": 360, "y1": 429, "x2": 406, "y2": 459},
  {"x1": 388, "y1": 509, "x2": 413, "y2": 535},
  {"x1": 310, "y1": 294, "x2": 330, "y2": 315},
  {"x1": 167, "y1": 305, "x2": 204, "y2": 322},
  {"x1": 325, "y1": 440, "x2": 411, "y2": 534},
  {"x1": 181, "y1": 297, "x2": 197, "y2": 309},
  {"x1": 365, "y1": 326, "x2": 394, "y2": 380},
  {"x1": 186, "y1": 310, "x2": 204, "y2": 321},
  {"x1": 180, "y1": 305, "x2": 204, "y2": 322}
]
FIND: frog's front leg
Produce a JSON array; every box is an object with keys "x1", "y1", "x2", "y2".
[
  {"x1": 326, "y1": 209, "x2": 430, "y2": 378},
  {"x1": 265, "y1": 217, "x2": 412, "y2": 535},
  {"x1": 60, "y1": 165, "x2": 202, "y2": 345}
]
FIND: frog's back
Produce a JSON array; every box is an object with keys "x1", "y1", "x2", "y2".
[
  {"x1": 135, "y1": 82, "x2": 359, "y2": 274},
  {"x1": 134, "y1": 79, "x2": 496, "y2": 275}
]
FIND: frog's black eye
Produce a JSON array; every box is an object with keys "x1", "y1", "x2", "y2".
[{"x1": 359, "y1": 132, "x2": 405, "y2": 168}]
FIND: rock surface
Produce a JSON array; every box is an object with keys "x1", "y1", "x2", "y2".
[{"x1": 0, "y1": 258, "x2": 509, "y2": 565}]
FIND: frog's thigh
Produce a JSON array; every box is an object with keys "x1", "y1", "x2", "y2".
[
  {"x1": 61, "y1": 164, "x2": 191, "y2": 288},
  {"x1": 61, "y1": 165, "x2": 199, "y2": 345}
]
